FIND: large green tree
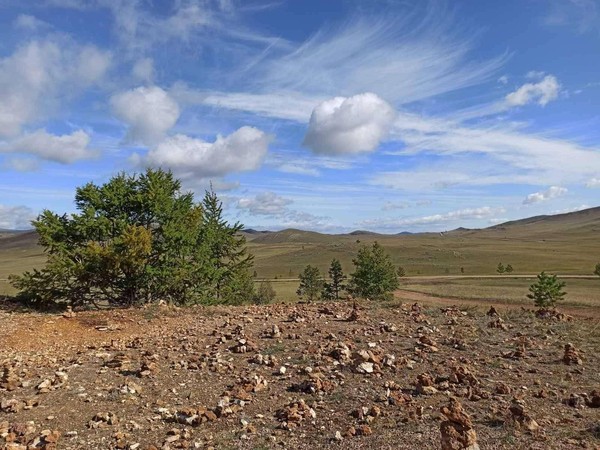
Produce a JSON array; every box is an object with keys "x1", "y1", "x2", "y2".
[
  {"x1": 10, "y1": 169, "x2": 253, "y2": 308},
  {"x1": 349, "y1": 242, "x2": 399, "y2": 300}
]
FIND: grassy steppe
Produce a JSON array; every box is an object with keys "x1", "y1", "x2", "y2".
[{"x1": 1, "y1": 207, "x2": 599, "y2": 309}]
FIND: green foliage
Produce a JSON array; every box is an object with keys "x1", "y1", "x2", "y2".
[
  {"x1": 497, "y1": 262, "x2": 505, "y2": 274},
  {"x1": 254, "y1": 280, "x2": 276, "y2": 304},
  {"x1": 297, "y1": 265, "x2": 323, "y2": 301},
  {"x1": 349, "y1": 242, "x2": 399, "y2": 301},
  {"x1": 322, "y1": 258, "x2": 345, "y2": 300},
  {"x1": 397, "y1": 266, "x2": 406, "y2": 277},
  {"x1": 527, "y1": 271, "x2": 566, "y2": 308},
  {"x1": 10, "y1": 169, "x2": 253, "y2": 308},
  {"x1": 594, "y1": 263, "x2": 600, "y2": 277},
  {"x1": 505, "y1": 264, "x2": 514, "y2": 273}
]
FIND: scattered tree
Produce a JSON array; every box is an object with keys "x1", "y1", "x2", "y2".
[
  {"x1": 322, "y1": 258, "x2": 346, "y2": 300},
  {"x1": 10, "y1": 169, "x2": 254, "y2": 308},
  {"x1": 527, "y1": 272, "x2": 566, "y2": 309},
  {"x1": 397, "y1": 266, "x2": 406, "y2": 278},
  {"x1": 460, "y1": 267, "x2": 465, "y2": 274},
  {"x1": 594, "y1": 263, "x2": 600, "y2": 278},
  {"x1": 297, "y1": 265, "x2": 323, "y2": 301},
  {"x1": 505, "y1": 264, "x2": 514, "y2": 274},
  {"x1": 254, "y1": 280, "x2": 276, "y2": 304},
  {"x1": 349, "y1": 242, "x2": 399, "y2": 301},
  {"x1": 496, "y1": 262, "x2": 505, "y2": 274}
]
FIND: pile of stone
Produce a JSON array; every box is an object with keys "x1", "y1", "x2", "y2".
[
  {"x1": 562, "y1": 343, "x2": 582, "y2": 365},
  {"x1": 439, "y1": 398, "x2": 480, "y2": 450},
  {"x1": 274, "y1": 399, "x2": 316, "y2": 430},
  {"x1": 507, "y1": 401, "x2": 539, "y2": 433}
]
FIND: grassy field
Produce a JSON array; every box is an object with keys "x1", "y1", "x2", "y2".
[{"x1": 1, "y1": 207, "x2": 599, "y2": 309}]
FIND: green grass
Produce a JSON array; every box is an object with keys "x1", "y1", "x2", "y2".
[{"x1": 400, "y1": 277, "x2": 599, "y2": 308}]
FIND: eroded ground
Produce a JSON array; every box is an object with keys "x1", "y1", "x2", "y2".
[{"x1": 1, "y1": 300, "x2": 599, "y2": 449}]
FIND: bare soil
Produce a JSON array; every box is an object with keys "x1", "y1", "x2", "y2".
[{"x1": 1, "y1": 300, "x2": 599, "y2": 449}]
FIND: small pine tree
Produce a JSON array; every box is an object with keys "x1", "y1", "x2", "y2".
[
  {"x1": 505, "y1": 264, "x2": 514, "y2": 274},
  {"x1": 322, "y1": 258, "x2": 345, "y2": 300},
  {"x1": 460, "y1": 267, "x2": 465, "y2": 274},
  {"x1": 594, "y1": 263, "x2": 600, "y2": 277},
  {"x1": 527, "y1": 272, "x2": 566, "y2": 309},
  {"x1": 497, "y1": 262, "x2": 505, "y2": 274},
  {"x1": 397, "y1": 266, "x2": 406, "y2": 277},
  {"x1": 349, "y1": 242, "x2": 399, "y2": 301},
  {"x1": 254, "y1": 280, "x2": 276, "y2": 304},
  {"x1": 297, "y1": 265, "x2": 323, "y2": 301}
]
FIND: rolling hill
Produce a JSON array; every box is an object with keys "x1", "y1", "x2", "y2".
[{"x1": 1, "y1": 207, "x2": 599, "y2": 287}]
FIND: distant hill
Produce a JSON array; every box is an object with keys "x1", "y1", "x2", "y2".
[{"x1": 487, "y1": 206, "x2": 600, "y2": 232}]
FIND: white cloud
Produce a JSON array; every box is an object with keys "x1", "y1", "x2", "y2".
[
  {"x1": 254, "y1": 14, "x2": 506, "y2": 105},
  {"x1": 111, "y1": 86, "x2": 180, "y2": 146},
  {"x1": 586, "y1": 177, "x2": 600, "y2": 187},
  {"x1": 523, "y1": 186, "x2": 568, "y2": 204},
  {"x1": 236, "y1": 191, "x2": 330, "y2": 229},
  {"x1": 132, "y1": 57, "x2": 155, "y2": 82},
  {"x1": 0, "y1": 204, "x2": 36, "y2": 230},
  {"x1": 505, "y1": 75, "x2": 560, "y2": 107},
  {"x1": 544, "y1": 0, "x2": 599, "y2": 33},
  {"x1": 0, "y1": 39, "x2": 111, "y2": 137},
  {"x1": 497, "y1": 75, "x2": 508, "y2": 84},
  {"x1": 138, "y1": 126, "x2": 271, "y2": 179},
  {"x1": 382, "y1": 201, "x2": 410, "y2": 211},
  {"x1": 525, "y1": 70, "x2": 545, "y2": 80},
  {"x1": 1, "y1": 129, "x2": 98, "y2": 164},
  {"x1": 237, "y1": 192, "x2": 292, "y2": 216},
  {"x1": 14, "y1": 14, "x2": 50, "y2": 30},
  {"x1": 1, "y1": 157, "x2": 40, "y2": 172},
  {"x1": 551, "y1": 204, "x2": 590, "y2": 214},
  {"x1": 383, "y1": 112, "x2": 600, "y2": 189},
  {"x1": 303, "y1": 93, "x2": 396, "y2": 155},
  {"x1": 361, "y1": 206, "x2": 505, "y2": 229}
]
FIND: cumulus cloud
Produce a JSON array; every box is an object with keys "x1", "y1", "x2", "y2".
[
  {"x1": 0, "y1": 39, "x2": 111, "y2": 137},
  {"x1": 523, "y1": 186, "x2": 568, "y2": 204},
  {"x1": 1, "y1": 129, "x2": 97, "y2": 164},
  {"x1": 586, "y1": 178, "x2": 600, "y2": 187},
  {"x1": 303, "y1": 93, "x2": 396, "y2": 155},
  {"x1": 111, "y1": 86, "x2": 180, "y2": 146},
  {"x1": 137, "y1": 126, "x2": 271, "y2": 180},
  {"x1": 505, "y1": 75, "x2": 560, "y2": 107},
  {"x1": 237, "y1": 192, "x2": 292, "y2": 216},
  {"x1": 0, "y1": 204, "x2": 36, "y2": 230}
]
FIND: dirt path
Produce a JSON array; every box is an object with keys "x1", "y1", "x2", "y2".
[{"x1": 394, "y1": 288, "x2": 600, "y2": 319}]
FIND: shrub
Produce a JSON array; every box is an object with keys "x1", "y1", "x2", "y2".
[
  {"x1": 496, "y1": 262, "x2": 505, "y2": 274},
  {"x1": 297, "y1": 265, "x2": 323, "y2": 301},
  {"x1": 527, "y1": 271, "x2": 566, "y2": 309},
  {"x1": 322, "y1": 258, "x2": 346, "y2": 300},
  {"x1": 594, "y1": 263, "x2": 600, "y2": 277},
  {"x1": 254, "y1": 280, "x2": 276, "y2": 304},
  {"x1": 349, "y1": 242, "x2": 399, "y2": 301}
]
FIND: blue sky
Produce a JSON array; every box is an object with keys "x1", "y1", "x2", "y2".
[{"x1": 0, "y1": 0, "x2": 599, "y2": 232}]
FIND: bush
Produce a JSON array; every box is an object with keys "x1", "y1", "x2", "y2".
[
  {"x1": 594, "y1": 263, "x2": 600, "y2": 277},
  {"x1": 254, "y1": 280, "x2": 276, "y2": 304},
  {"x1": 10, "y1": 169, "x2": 254, "y2": 308},
  {"x1": 527, "y1": 271, "x2": 566, "y2": 309},
  {"x1": 297, "y1": 265, "x2": 323, "y2": 301},
  {"x1": 496, "y1": 262, "x2": 505, "y2": 274},
  {"x1": 349, "y1": 242, "x2": 399, "y2": 301},
  {"x1": 322, "y1": 258, "x2": 346, "y2": 300}
]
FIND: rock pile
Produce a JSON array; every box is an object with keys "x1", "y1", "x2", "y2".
[
  {"x1": 439, "y1": 398, "x2": 480, "y2": 450},
  {"x1": 562, "y1": 343, "x2": 582, "y2": 365}
]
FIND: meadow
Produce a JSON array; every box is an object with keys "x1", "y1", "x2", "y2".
[{"x1": 1, "y1": 206, "x2": 599, "y2": 311}]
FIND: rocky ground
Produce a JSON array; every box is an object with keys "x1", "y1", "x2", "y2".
[{"x1": 1, "y1": 300, "x2": 599, "y2": 449}]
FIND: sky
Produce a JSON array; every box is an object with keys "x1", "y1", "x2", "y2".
[{"x1": 0, "y1": 0, "x2": 599, "y2": 232}]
